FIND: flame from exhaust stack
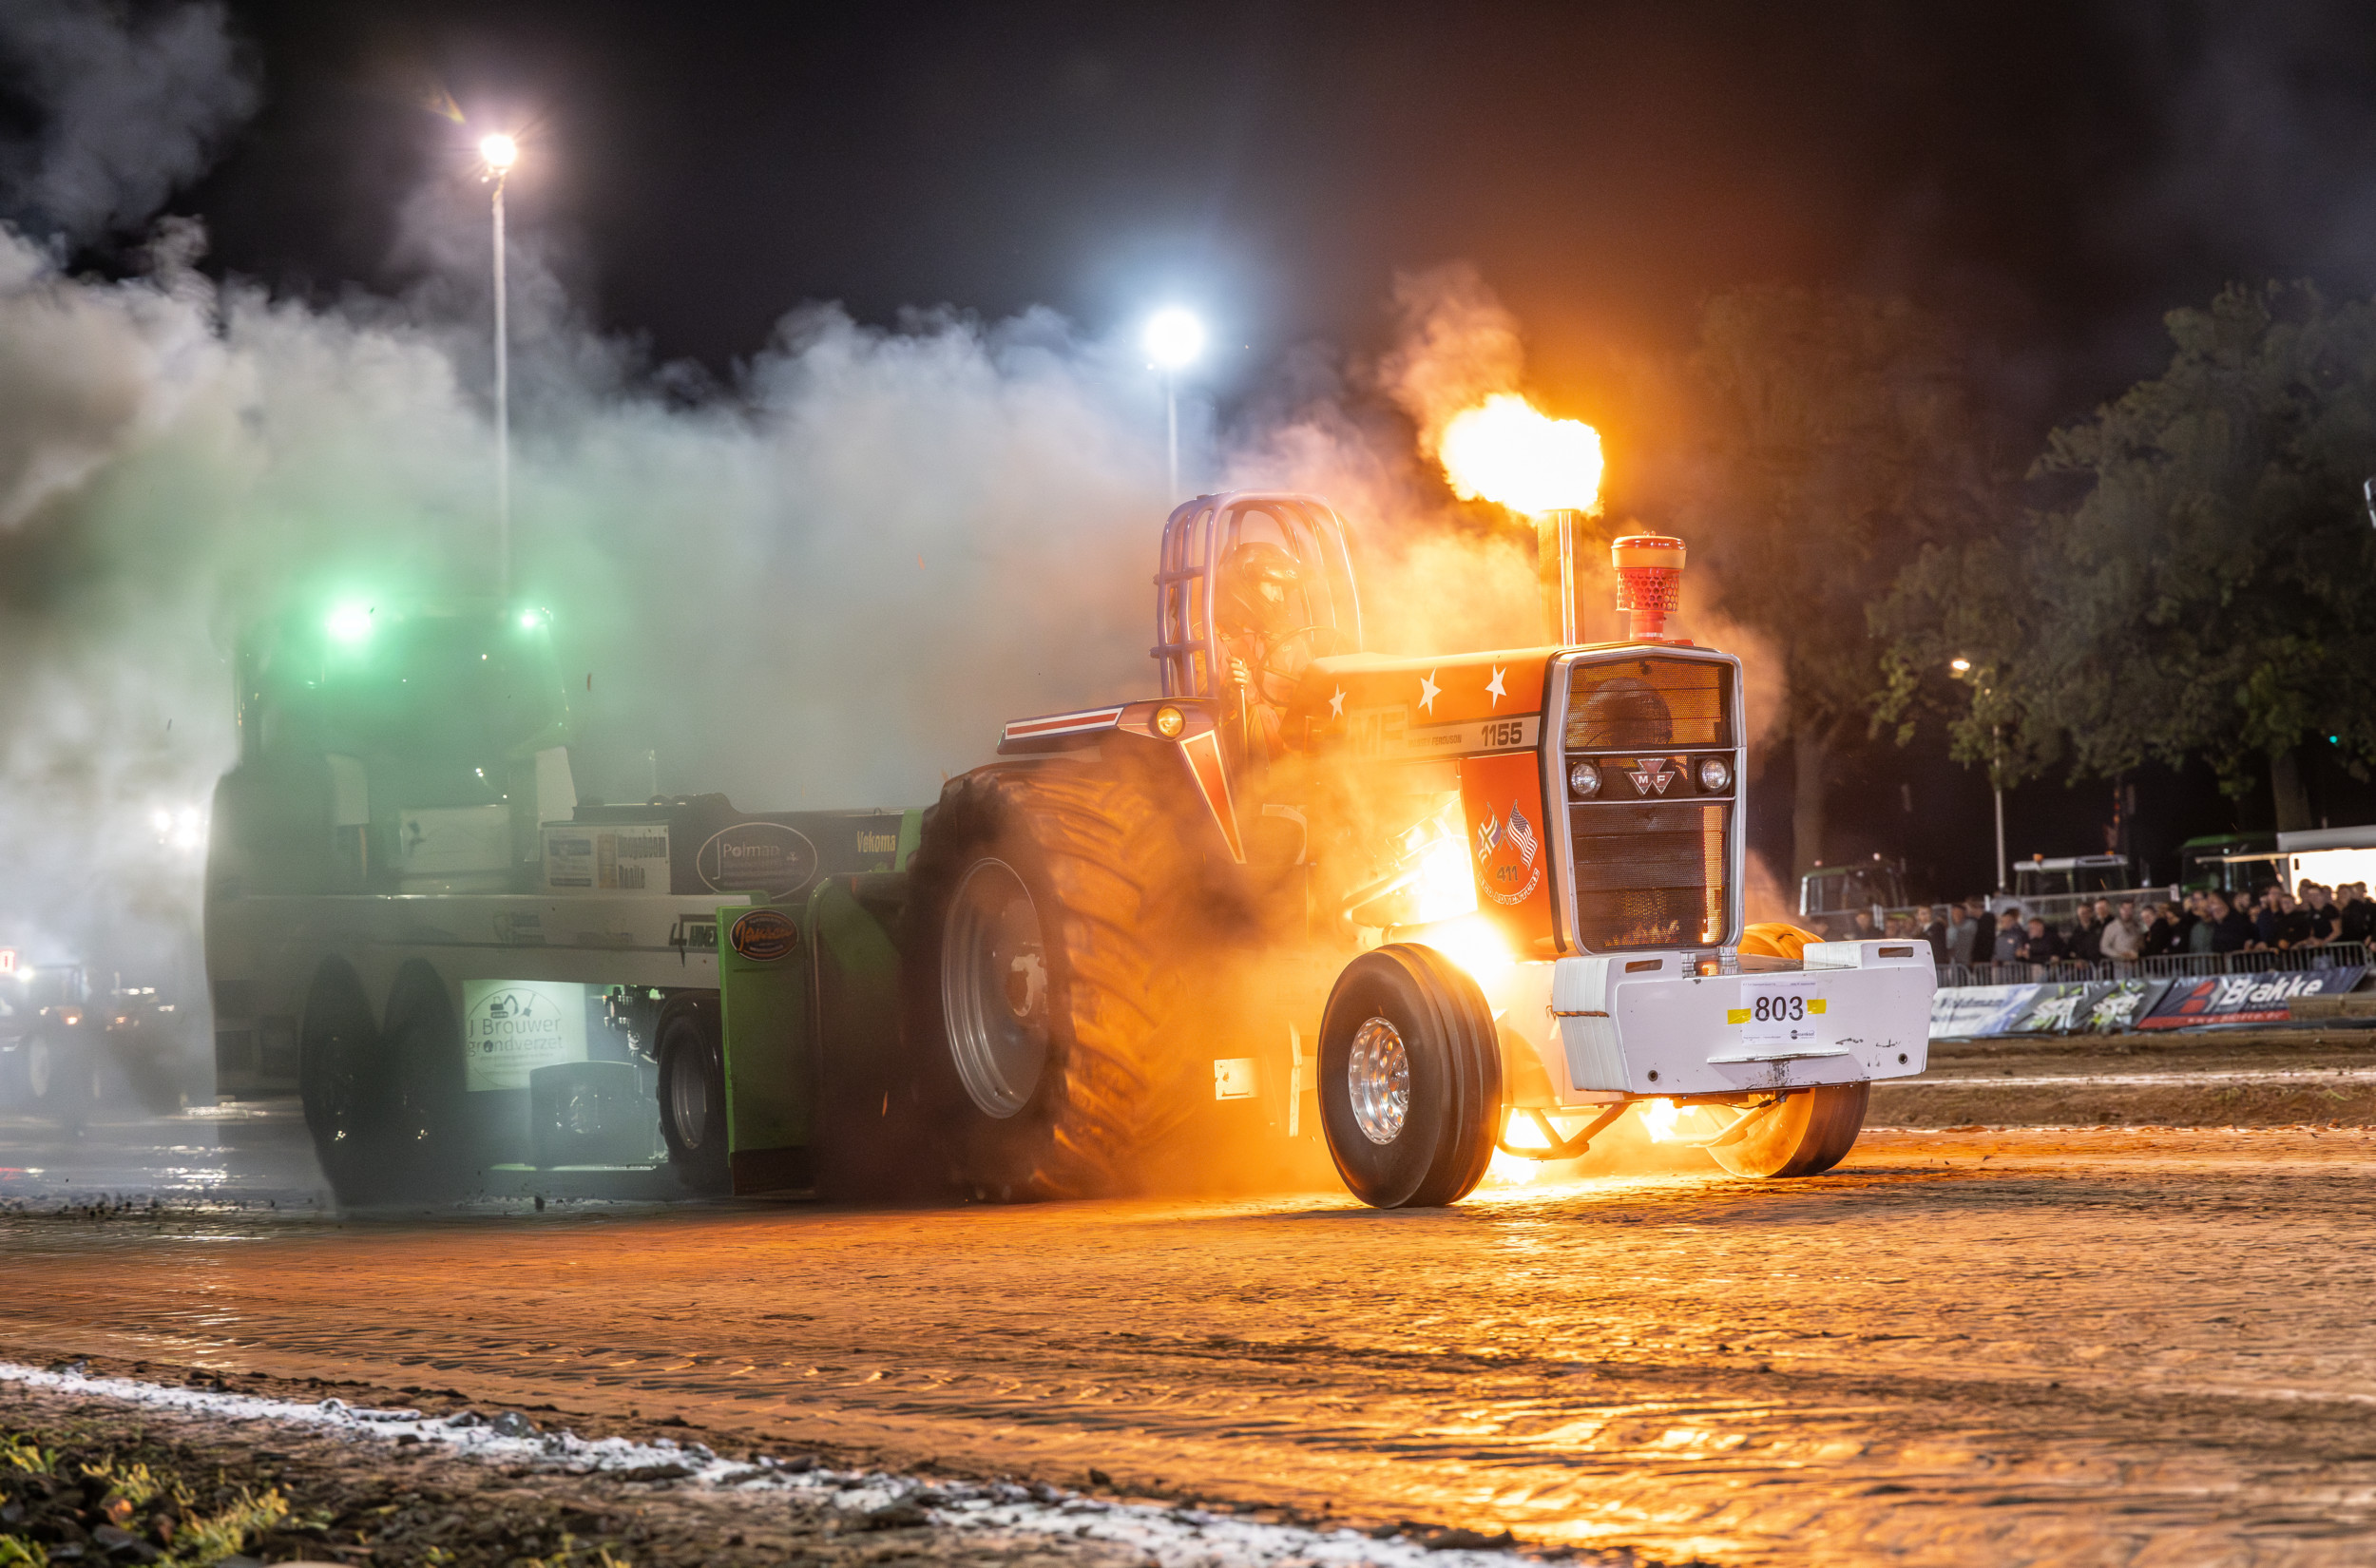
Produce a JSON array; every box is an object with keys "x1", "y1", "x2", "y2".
[{"x1": 1437, "y1": 393, "x2": 1604, "y2": 515}]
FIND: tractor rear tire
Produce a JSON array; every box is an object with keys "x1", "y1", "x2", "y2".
[
  {"x1": 903, "y1": 759, "x2": 1209, "y2": 1200},
  {"x1": 1316, "y1": 945, "x2": 1504, "y2": 1209},
  {"x1": 656, "y1": 997, "x2": 731, "y2": 1194},
  {"x1": 1707, "y1": 1082, "x2": 1869, "y2": 1178}
]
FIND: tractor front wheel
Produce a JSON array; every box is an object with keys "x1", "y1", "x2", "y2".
[
  {"x1": 1706, "y1": 1082, "x2": 1868, "y2": 1178},
  {"x1": 1317, "y1": 945, "x2": 1504, "y2": 1209}
]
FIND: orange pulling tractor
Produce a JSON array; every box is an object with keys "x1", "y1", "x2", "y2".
[{"x1": 911, "y1": 494, "x2": 1934, "y2": 1206}]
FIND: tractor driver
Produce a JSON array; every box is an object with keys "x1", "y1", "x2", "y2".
[{"x1": 1217, "y1": 540, "x2": 1310, "y2": 768}]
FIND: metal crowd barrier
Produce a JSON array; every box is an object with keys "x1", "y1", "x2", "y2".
[{"x1": 1940, "y1": 940, "x2": 2372, "y2": 991}]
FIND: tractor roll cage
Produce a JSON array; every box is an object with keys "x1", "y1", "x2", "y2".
[{"x1": 1154, "y1": 492, "x2": 1363, "y2": 698}]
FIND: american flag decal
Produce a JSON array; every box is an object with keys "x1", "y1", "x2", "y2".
[
  {"x1": 1507, "y1": 804, "x2": 1539, "y2": 868},
  {"x1": 1475, "y1": 810, "x2": 1502, "y2": 861}
]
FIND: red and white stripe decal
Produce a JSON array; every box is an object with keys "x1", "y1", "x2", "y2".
[
  {"x1": 1178, "y1": 729, "x2": 1243, "y2": 862},
  {"x1": 1001, "y1": 706, "x2": 1126, "y2": 743}
]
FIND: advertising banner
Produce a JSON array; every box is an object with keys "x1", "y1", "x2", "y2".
[
  {"x1": 1928, "y1": 984, "x2": 2040, "y2": 1040},
  {"x1": 2136, "y1": 967, "x2": 2367, "y2": 1030},
  {"x1": 2081, "y1": 978, "x2": 2171, "y2": 1033},
  {"x1": 2001, "y1": 982, "x2": 2107, "y2": 1034},
  {"x1": 462, "y1": 978, "x2": 589, "y2": 1091}
]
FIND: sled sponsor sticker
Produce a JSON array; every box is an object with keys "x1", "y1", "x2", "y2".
[
  {"x1": 543, "y1": 825, "x2": 670, "y2": 891},
  {"x1": 728, "y1": 907, "x2": 800, "y2": 964},
  {"x1": 697, "y1": 822, "x2": 818, "y2": 897},
  {"x1": 462, "y1": 979, "x2": 588, "y2": 1092}
]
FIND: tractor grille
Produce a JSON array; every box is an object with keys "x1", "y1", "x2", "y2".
[
  {"x1": 1562, "y1": 657, "x2": 1734, "y2": 950},
  {"x1": 1564, "y1": 657, "x2": 1730, "y2": 751},
  {"x1": 1569, "y1": 802, "x2": 1730, "y2": 948}
]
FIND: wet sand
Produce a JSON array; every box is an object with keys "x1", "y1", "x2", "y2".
[{"x1": 8, "y1": 1124, "x2": 2376, "y2": 1564}]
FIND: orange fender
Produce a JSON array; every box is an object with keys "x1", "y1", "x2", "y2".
[{"x1": 1739, "y1": 921, "x2": 1822, "y2": 962}]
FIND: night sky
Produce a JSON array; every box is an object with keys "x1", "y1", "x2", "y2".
[
  {"x1": 181, "y1": 2, "x2": 2376, "y2": 412},
  {"x1": 119, "y1": 0, "x2": 2376, "y2": 892}
]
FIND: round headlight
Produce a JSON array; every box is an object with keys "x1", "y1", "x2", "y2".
[
  {"x1": 1568, "y1": 759, "x2": 1601, "y2": 798},
  {"x1": 1152, "y1": 704, "x2": 1186, "y2": 739},
  {"x1": 1696, "y1": 756, "x2": 1733, "y2": 793}
]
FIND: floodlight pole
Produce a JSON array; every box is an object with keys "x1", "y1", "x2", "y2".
[
  {"x1": 1164, "y1": 370, "x2": 1179, "y2": 501},
  {"x1": 1992, "y1": 726, "x2": 2007, "y2": 894},
  {"x1": 492, "y1": 168, "x2": 510, "y2": 602}
]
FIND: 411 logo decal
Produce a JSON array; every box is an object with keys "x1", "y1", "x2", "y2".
[{"x1": 1475, "y1": 800, "x2": 1542, "y2": 907}]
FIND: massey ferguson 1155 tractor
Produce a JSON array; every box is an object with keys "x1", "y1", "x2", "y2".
[
  {"x1": 206, "y1": 492, "x2": 1930, "y2": 1211},
  {"x1": 910, "y1": 493, "x2": 1934, "y2": 1206}
]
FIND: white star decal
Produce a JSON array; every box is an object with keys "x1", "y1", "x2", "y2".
[
  {"x1": 1418, "y1": 670, "x2": 1441, "y2": 715},
  {"x1": 1485, "y1": 665, "x2": 1506, "y2": 708},
  {"x1": 1329, "y1": 685, "x2": 1346, "y2": 720}
]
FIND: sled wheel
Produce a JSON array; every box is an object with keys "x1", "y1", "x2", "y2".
[
  {"x1": 1316, "y1": 945, "x2": 1504, "y2": 1209},
  {"x1": 299, "y1": 963, "x2": 388, "y2": 1205},
  {"x1": 904, "y1": 757, "x2": 1208, "y2": 1200},
  {"x1": 377, "y1": 963, "x2": 471, "y2": 1198},
  {"x1": 1706, "y1": 1082, "x2": 1869, "y2": 1178},
  {"x1": 24, "y1": 1029, "x2": 99, "y2": 1126},
  {"x1": 656, "y1": 997, "x2": 730, "y2": 1193}
]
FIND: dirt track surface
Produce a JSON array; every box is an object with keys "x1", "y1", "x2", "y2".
[
  {"x1": 1876, "y1": 1026, "x2": 2376, "y2": 1125},
  {"x1": 9, "y1": 1127, "x2": 2376, "y2": 1565}
]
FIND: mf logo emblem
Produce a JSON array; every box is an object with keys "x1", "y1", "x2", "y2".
[{"x1": 1627, "y1": 757, "x2": 1677, "y2": 795}]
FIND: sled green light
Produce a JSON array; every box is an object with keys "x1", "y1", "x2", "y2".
[
  {"x1": 518, "y1": 608, "x2": 546, "y2": 631},
  {"x1": 326, "y1": 603, "x2": 375, "y2": 643}
]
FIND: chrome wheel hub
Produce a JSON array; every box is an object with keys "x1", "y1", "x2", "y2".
[
  {"x1": 943, "y1": 858, "x2": 1050, "y2": 1119},
  {"x1": 1347, "y1": 1016, "x2": 1409, "y2": 1145}
]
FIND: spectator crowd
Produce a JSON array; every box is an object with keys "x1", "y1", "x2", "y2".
[{"x1": 1827, "y1": 882, "x2": 2376, "y2": 968}]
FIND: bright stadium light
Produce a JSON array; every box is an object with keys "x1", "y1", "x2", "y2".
[
  {"x1": 1143, "y1": 307, "x2": 1204, "y2": 370},
  {"x1": 479, "y1": 133, "x2": 519, "y2": 173}
]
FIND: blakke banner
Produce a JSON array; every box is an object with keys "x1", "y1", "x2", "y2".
[{"x1": 2136, "y1": 968, "x2": 2367, "y2": 1029}]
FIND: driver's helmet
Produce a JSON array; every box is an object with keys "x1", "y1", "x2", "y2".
[{"x1": 1217, "y1": 541, "x2": 1300, "y2": 639}]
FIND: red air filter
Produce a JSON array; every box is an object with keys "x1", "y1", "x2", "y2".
[{"x1": 1612, "y1": 534, "x2": 1685, "y2": 641}]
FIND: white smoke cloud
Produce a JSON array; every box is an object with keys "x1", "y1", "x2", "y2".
[
  {"x1": 0, "y1": 0, "x2": 257, "y2": 245},
  {"x1": 0, "y1": 6, "x2": 1576, "y2": 999},
  {"x1": 0, "y1": 226, "x2": 1573, "y2": 983},
  {"x1": 0, "y1": 222, "x2": 1187, "y2": 966}
]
